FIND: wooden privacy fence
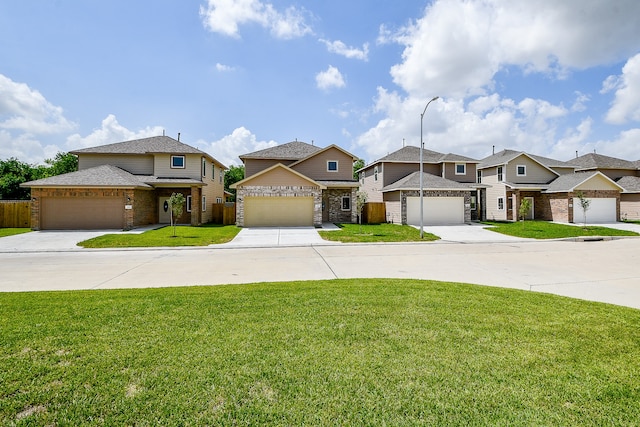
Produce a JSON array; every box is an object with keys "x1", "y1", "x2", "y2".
[
  {"x1": 211, "y1": 202, "x2": 236, "y2": 225},
  {"x1": 362, "y1": 202, "x2": 386, "y2": 224},
  {"x1": 0, "y1": 200, "x2": 31, "y2": 228}
]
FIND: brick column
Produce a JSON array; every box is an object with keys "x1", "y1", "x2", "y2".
[{"x1": 191, "y1": 186, "x2": 201, "y2": 226}]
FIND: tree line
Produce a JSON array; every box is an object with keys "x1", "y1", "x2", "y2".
[{"x1": 0, "y1": 152, "x2": 78, "y2": 200}]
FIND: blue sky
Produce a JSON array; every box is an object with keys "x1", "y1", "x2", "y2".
[{"x1": 1, "y1": 0, "x2": 639, "y2": 168}]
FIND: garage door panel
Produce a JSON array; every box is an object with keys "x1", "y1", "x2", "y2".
[
  {"x1": 573, "y1": 197, "x2": 616, "y2": 223},
  {"x1": 244, "y1": 197, "x2": 313, "y2": 227},
  {"x1": 407, "y1": 197, "x2": 465, "y2": 225},
  {"x1": 41, "y1": 197, "x2": 123, "y2": 229}
]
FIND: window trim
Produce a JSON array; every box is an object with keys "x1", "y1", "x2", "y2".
[
  {"x1": 202, "y1": 196, "x2": 206, "y2": 212},
  {"x1": 202, "y1": 158, "x2": 206, "y2": 177},
  {"x1": 455, "y1": 163, "x2": 466, "y2": 175},
  {"x1": 516, "y1": 165, "x2": 526, "y2": 176},
  {"x1": 186, "y1": 195, "x2": 192, "y2": 212},
  {"x1": 216, "y1": 197, "x2": 223, "y2": 204},
  {"x1": 497, "y1": 197, "x2": 504, "y2": 211},
  {"x1": 171, "y1": 155, "x2": 186, "y2": 169},
  {"x1": 374, "y1": 166, "x2": 378, "y2": 181},
  {"x1": 497, "y1": 166, "x2": 504, "y2": 182},
  {"x1": 327, "y1": 160, "x2": 338, "y2": 172},
  {"x1": 341, "y1": 195, "x2": 351, "y2": 211}
]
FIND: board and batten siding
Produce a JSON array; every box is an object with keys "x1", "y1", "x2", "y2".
[{"x1": 78, "y1": 154, "x2": 154, "y2": 175}]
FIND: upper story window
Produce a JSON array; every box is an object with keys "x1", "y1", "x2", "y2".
[
  {"x1": 497, "y1": 166, "x2": 504, "y2": 182},
  {"x1": 327, "y1": 161, "x2": 338, "y2": 172},
  {"x1": 360, "y1": 171, "x2": 365, "y2": 183},
  {"x1": 211, "y1": 164, "x2": 215, "y2": 180},
  {"x1": 220, "y1": 170, "x2": 223, "y2": 184},
  {"x1": 202, "y1": 158, "x2": 206, "y2": 177},
  {"x1": 374, "y1": 166, "x2": 378, "y2": 181},
  {"x1": 455, "y1": 163, "x2": 466, "y2": 175},
  {"x1": 517, "y1": 165, "x2": 526, "y2": 176},
  {"x1": 171, "y1": 155, "x2": 185, "y2": 169},
  {"x1": 477, "y1": 170, "x2": 482, "y2": 184}
]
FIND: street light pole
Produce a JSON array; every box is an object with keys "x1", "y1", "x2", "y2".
[{"x1": 420, "y1": 96, "x2": 439, "y2": 239}]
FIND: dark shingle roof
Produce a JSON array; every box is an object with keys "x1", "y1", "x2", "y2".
[
  {"x1": 545, "y1": 171, "x2": 623, "y2": 193},
  {"x1": 21, "y1": 165, "x2": 204, "y2": 188},
  {"x1": 239, "y1": 140, "x2": 322, "y2": 160},
  {"x1": 479, "y1": 149, "x2": 573, "y2": 169},
  {"x1": 373, "y1": 146, "x2": 478, "y2": 164},
  {"x1": 382, "y1": 171, "x2": 473, "y2": 192},
  {"x1": 617, "y1": 176, "x2": 640, "y2": 193},
  {"x1": 568, "y1": 153, "x2": 638, "y2": 170},
  {"x1": 71, "y1": 135, "x2": 206, "y2": 156}
]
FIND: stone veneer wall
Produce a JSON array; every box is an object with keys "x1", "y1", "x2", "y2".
[
  {"x1": 235, "y1": 185, "x2": 323, "y2": 227},
  {"x1": 400, "y1": 190, "x2": 472, "y2": 224},
  {"x1": 325, "y1": 188, "x2": 356, "y2": 223}
]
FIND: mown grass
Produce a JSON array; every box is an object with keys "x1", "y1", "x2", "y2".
[
  {"x1": 0, "y1": 228, "x2": 31, "y2": 238},
  {"x1": 483, "y1": 220, "x2": 639, "y2": 239},
  {"x1": 78, "y1": 224, "x2": 240, "y2": 248},
  {"x1": 2, "y1": 279, "x2": 640, "y2": 426},
  {"x1": 319, "y1": 222, "x2": 439, "y2": 242}
]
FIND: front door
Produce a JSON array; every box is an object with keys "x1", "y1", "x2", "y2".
[{"x1": 159, "y1": 197, "x2": 171, "y2": 223}]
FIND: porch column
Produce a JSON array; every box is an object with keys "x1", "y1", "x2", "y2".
[{"x1": 191, "y1": 186, "x2": 201, "y2": 226}]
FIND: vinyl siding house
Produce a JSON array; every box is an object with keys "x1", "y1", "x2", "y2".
[
  {"x1": 358, "y1": 146, "x2": 481, "y2": 225},
  {"x1": 22, "y1": 136, "x2": 227, "y2": 230},
  {"x1": 231, "y1": 141, "x2": 359, "y2": 227}
]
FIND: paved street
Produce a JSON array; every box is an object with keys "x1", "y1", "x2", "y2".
[{"x1": 2, "y1": 237, "x2": 640, "y2": 310}]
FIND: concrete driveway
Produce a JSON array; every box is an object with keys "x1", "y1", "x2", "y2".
[
  {"x1": 220, "y1": 225, "x2": 339, "y2": 247},
  {"x1": 421, "y1": 223, "x2": 530, "y2": 243}
]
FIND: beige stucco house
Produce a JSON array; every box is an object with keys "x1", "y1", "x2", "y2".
[
  {"x1": 22, "y1": 136, "x2": 227, "y2": 230},
  {"x1": 231, "y1": 140, "x2": 359, "y2": 227}
]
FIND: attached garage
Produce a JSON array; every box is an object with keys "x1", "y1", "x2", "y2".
[
  {"x1": 573, "y1": 197, "x2": 616, "y2": 223},
  {"x1": 41, "y1": 196, "x2": 124, "y2": 229},
  {"x1": 406, "y1": 196, "x2": 465, "y2": 225},
  {"x1": 244, "y1": 196, "x2": 314, "y2": 227}
]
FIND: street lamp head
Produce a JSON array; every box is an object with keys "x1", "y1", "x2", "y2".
[{"x1": 431, "y1": 96, "x2": 439, "y2": 102}]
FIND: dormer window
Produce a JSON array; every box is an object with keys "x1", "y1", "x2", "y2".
[
  {"x1": 327, "y1": 161, "x2": 338, "y2": 172},
  {"x1": 517, "y1": 165, "x2": 526, "y2": 176},
  {"x1": 455, "y1": 163, "x2": 466, "y2": 175},
  {"x1": 171, "y1": 155, "x2": 185, "y2": 169}
]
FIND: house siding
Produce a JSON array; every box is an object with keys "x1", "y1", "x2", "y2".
[
  {"x1": 244, "y1": 159, "x2": 296, "y2": 177},
  {"x1": 244, "y1": 168, "x2": 313, "y2": 187},
  {"x1": 153, "y1": 154, "x2": 204, "y2": 180},
  {"x1": 292, "y1": 148, "x2": 354, "y2": 181},
  {"x1": 621, "y1": 194, "x2": 640, "y2": 220},
  {"x1": 360, "y1": 167, "x2": 383, "y2": 202},
  {"x1": 507, "y1": 156, "x2": 557, "y2": 184},
  {"x1": 383, "y1": 192, "x2": 401, "y2": 224},
  {"x1": 79, "y1": 154, "x2": 154, "y2": 175},
  {"x1": 443, "y1": 163, "x2": 476, "y2": 183},
  {"x1": 483, "y1": 167, "x2": 507, "y2": 221}
]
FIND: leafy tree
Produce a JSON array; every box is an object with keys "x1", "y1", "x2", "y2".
[
  {"x1": 353, "y1": 158, "x2": 365, "y2": 180},
  {"x1": 518, "y1": 197, "x2": 532, "y2": 222},
  {"x1": 224, "y1": 165, "x2": 245, "y2": 201},
  {"x1": 575, "y1": 191, "x2": 591, "y2": 228},
  {"x1": 0, "y1": 158, "x2": 35, "y2": 200},
  {"x1": 43, "y1": 152, "x2": 78, "y2": 177},
  {"x1": 168, "y1": 192, "x2": 186, "y2": 237}
]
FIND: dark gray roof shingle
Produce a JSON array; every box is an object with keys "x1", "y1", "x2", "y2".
[
  {"x1": 239, "y1": 140, "x2": 322, "y2": 160},
  {"x1": 545, "y1": 171, "x2": 619, "y2": 192},
  {"x1": 617, "y1": 176, "x2": 640, "y2": 193},
  {"x1": 479, "y1": 149, "x2": 573, "y2": 169},
  {"x1": 71, "y1": 135, "x2": 208, "y2": 156},
  {"x1": 568, "y1": 153, "x2": 638, "y2": 170},
  {"x1": 382, "y1": 171, "x2": 473, "y2": 191}
]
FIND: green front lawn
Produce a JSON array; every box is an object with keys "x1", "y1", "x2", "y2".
[
  {"x1": 483, "y1": 220, "x2": 639, "y2": 239},
  {"x1": 0, "y1": 228, "x2": 31, "y2": 238},
  {"x1": 78, "y1": 224, "x2": 240, "y2": 248},
  {"x1": 319, "y1": 222, "x2": 439, "y2": 242},
  {"x1": 2, "y1": 279, "x2": 640, "y2": 425}
]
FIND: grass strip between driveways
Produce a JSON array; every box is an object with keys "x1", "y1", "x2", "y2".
[
  {"x1": 78, "y1": 224, "x2": 240, "y2": 248},
  {"x1": 483, "y1": 220, "x2": 639, "y2": 239},
  {"x1": 319, "y1": 222, "x2": 439, "y2": 242},
  {"x1": 2, "y1": 279, "x2": 640, "y2": 426},
  {"x1": 0, "y1": 228, "x2": 31, "y2": 238}
]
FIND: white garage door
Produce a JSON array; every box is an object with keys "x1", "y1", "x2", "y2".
[
  {"x1": 41, "y1": 197, "x2": 124, "y2": 229},
  {"x1": 407, "y1": 197, "x2": 465, "y2": 225},
  {"x1": 573, "y1": 197, "x2": 616, "y2": 223},
  {"x1": 244, "y1": 196, "x2": 314, "y2": 227}
]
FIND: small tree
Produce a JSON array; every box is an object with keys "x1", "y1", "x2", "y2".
[
  {"x1": 168, "y1": 192, "x2": 186, "y2": 237},
  {"x1": 519, "y1": 197, "x2": 532, "y2": 223},
  {"x1": 356, "y1": 191, "x2": 368, "y2": 233},
  {"x1": 575, "y1": 191, "x2": 591, "y2": 228}
]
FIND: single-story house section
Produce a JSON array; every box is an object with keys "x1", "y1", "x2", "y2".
[
  {"x1": 382, "y1": 171, "x2": 477, "y2": 225},
  {"x1": 617, "y1": 176, "x2": 640, "y2": 221},
  {"x1": 544, "y1": 171, "x2": 624, "y2": 223}
]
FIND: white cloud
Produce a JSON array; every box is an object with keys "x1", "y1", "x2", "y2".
[
  {"x1": 201, "y1": 126, "x2": 277, "y2": 166},
  {"x1": 604, "y1": 53, "x2": 640, "y2": 124},
  {"x1": 215, "y1": 63, "x2": 236, "y2": 72},
  {"x1": 0, "y1": 74, "x2": 76, "y2": 135},
  {"x1": 200, "y1": 0, "x2": 311, "y2": 39},
  {"x1": 65, "y1": 114, "x2": 164, "y2": 149},
  {"x1": 319, "y1": 39, "x2": 369, "y2": 61},
  {"x1": 316, "y1": 66, "x2": 346, "y2": 91}
]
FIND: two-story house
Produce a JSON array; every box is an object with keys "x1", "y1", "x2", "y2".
[
  {"x1": 568, "y1": 152, "x2": 640, "y2": 220},
  {"x1": 478, "y1": 149, "x2": 625, "y2": 223},
  {"x1": 231, "y1": 140, "x2": 359, "y2": 227},
  {"x1": 22, "y1": 135, "x2": 227, "y2": 230},
  {"x1": 357, "y1": 145, "x2": 481, "y2": 225}
]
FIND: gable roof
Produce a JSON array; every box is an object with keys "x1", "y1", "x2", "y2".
[
  {"x1": 568, "y1": 152, "x2": 638, "y2": 170},
  {"x1": 617, "y1": 176, "x2": 640, "y2": 193},
  {"x1": 230, "y1": 163, "x2": 326, "y2": 189},
  {"x1": 382, "y1": 171, "x2": 473, "y2": 192},
  {"x1": 360, "y1": 146, "x2": 478, "y2": 172},
  {"x1": 479, "y1": 149, "x2": 573, "y2": 170},
  {"x1": 70, "y1": 135, "x2": 226, "y2": 168},
  {"x1": 289, "y1": 144, "x2": 358, "y2": 167},
  {"x1": 21, "y1": 165, "x2": 204, "y2": 189},
  {"x1": 239, "y1": 140, "x2": 322, "y2": 161},
  {"x1": 545, "y1": 171, "x2": 623, "y2": 193}
]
